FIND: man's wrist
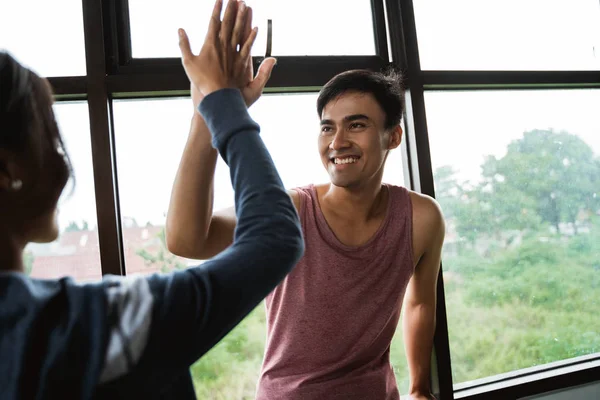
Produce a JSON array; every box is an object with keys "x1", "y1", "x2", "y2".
[
  {"x1": 408, "y1": 382, "x2": 432, "y2": 396},
  {"x1": 408, "y1": 388, "x2": 434, "y2": 399}
]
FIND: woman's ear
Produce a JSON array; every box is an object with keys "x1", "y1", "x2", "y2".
[{"x1": 0, "y1": 150, "x2": 23, "y2": 192}]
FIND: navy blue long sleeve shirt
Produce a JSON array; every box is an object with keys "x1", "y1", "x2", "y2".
[{"x1": 0, "y1": 88, "x2": 304, "y2": 399}]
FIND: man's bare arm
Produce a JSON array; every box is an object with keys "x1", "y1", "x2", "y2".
[
  {"x1": 166, "y1": 45, "x2": 278, "y2": 260},
  {"x1": 166, "y1": 120, "x2": 300, "y2": 261},
  {"x1": 403, "y1": 195, "x2": 445, "y2": 399},
  {"x1": 165, "y1": 114, "x2": 223, "y2": 259}
]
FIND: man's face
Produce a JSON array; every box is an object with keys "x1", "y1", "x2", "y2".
[{"x1": 318, "y1": 91, "x2": 401, "y2": 189}]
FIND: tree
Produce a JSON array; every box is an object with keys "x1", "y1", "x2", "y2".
[
  {"x1": 136, "y1": 228, "x2": 187, "y2": 273},
  {"x1": 433, "y1": 131, "x2": 600, "y2": 385},
  {"x1": 434, "y1": 165, "x2": 508, "y2": 247},
  {"x1": 434, "y1": 130, "x2": 600, "y2": 250},
  {"x1": 479, "y1": 129, "x2": 600, "y2": 235},
  {"x1": 65, "y1": 220, "x2": 90, "y2": 232},
  {"x1": 433, "y1": 165, "x2": 463, "y2": 221},
  {"x1": 65, "y1": 221, "x2": 81, "y2": 232}
]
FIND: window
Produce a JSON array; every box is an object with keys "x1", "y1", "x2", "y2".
[
  {"x1": 128, "y1": 0, "x2": 376, "y2": 58},
  {"x1": 112, "y1": 98, "x2": 198, "y2": 276},
  {"x1": 414, "y1": 0, "x2": 600, "y2": 70},
  {"x1": 26, "y1": 0, "x2": 600, "y2": 397},
  {"x1": 112, "y1": 93, "x2": 407, "y2": 396},
  {"x1": 0, "y1": 0, "x2": 86, "y2": 76},
  {"x1": 427, "y1": 89, "x2": 600, "y2": 386},
  {"x1": 26, "y1": 102, "x2": 102, "y2": 282}
]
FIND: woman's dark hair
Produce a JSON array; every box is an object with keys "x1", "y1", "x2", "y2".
[
  {"x1": 0, "y1": 51, "x2": 72, "y2": 206},
  {"x1": 316, "y1": 66, "x2": 405, "y2": 130}
]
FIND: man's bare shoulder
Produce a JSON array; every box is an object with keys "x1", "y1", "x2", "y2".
[
  {"x1": 287, "y1": 183, "x2": 329, "y2": 212},
  {"x1": 287, "y1": 188, "x2": 302, "y2": 211},
  {"x1": 408, "y1": 191, "x2": 444, "y2": 223},
  {"x1": 407, "y1": 190, "x2": 446, "y2": 256}
]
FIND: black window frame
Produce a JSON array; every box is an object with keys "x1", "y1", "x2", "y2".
[{"x1": 41, "y1": 0, "x2": 600, "y2": 398}]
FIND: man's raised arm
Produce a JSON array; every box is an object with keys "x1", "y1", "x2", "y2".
[{"x1": 166, "y1": 3, "x2": 277, "y2": 260}]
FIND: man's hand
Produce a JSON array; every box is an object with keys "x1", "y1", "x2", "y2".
[{"x1": 178, "y1": 0, "x2": 258, "y2": 97}]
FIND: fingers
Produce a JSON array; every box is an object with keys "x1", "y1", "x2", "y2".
[
  {"x1": 178, "y1": 29, "x2": 194, "y2": 62},
  {"x1": 252, "y1": 57, "x2": 276, "y2": 90},
  {"x1": 220, "y1": 0, "x2": 238, "y2": 46},
  {"x1": 206, "y1": 0, "x2": 224, "y2": 42},
  {"x1": 243, "y1": 5, "x2": 253, "y2": 41},
  {"x1": 239, "y1": 26, "x2": 258, "y2": 61},
  {"x1": 241, "y1": 7, "x2": 254, "y2": 80},
  {"x1": 242, "y1": 57, "x2": 276, "y2": 107},
  {"x1": 232, "y1": 2, "x2": 248, "y2": 51}
]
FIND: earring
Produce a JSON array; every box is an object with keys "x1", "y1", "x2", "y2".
[{"x1": 10, "y1": 179, "x2": 22, "y2": 191}]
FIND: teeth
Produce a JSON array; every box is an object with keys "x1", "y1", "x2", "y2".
[{"x1": 334, "y1": 157, "x2": 358, "y2": 164}]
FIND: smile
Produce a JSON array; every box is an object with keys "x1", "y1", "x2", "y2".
[{"x1": 331, "y1": 156, "x2": 360, "y2": 165}]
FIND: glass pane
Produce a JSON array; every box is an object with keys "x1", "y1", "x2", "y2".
[
  {"x1": 414, "y1": 0, "x2": 600, "y2": 70},
  {"x1": 27, "y1": 102, "x2": 102, "y2": 282},
  {"x1": 128, "y1": 0, "x2": 376, "y2": 58},
  {"x1": 427, "y1": 90, "x2": 600, "y2": 386},
  {"x1": 113, "y1": 93, "x2": 406, "y2": 396},
  {"x1": 0, "y1": 0, "x2": 86, "y2": 76}
]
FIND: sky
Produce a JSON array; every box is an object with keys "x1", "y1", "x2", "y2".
[{"x1": 1, "y1": 0, "x2": 600, "y2": 231}]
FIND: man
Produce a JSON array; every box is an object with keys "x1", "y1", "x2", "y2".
[{"x1": 167, "y1": 56, "x2": 444, "y2": 399}]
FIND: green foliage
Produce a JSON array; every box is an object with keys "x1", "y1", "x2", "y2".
[
  {"x1": 436, "y1": 129, "x2": 600, "y2": 245},
  {"x1": 434, "y1": 129, "x2": 600, "y2": 384},
  {"x1": 65, "y1": 220, "x2": 90, "y2": 232},
  {"x1": 136, "y1": 228, "x2": 186, "y2": 273},
  {"x1": 568, "y1": 216, "x2": 600, "y2": 268},
  {"x1": 23, "y1": 250, "x2": 35, "y2": 276},
  {"x1": 484, "y1": 130, "x2": 600, "y2": 233},
  {"x1": 190, "y1": 306, "x2": 268, "y2": 399}
]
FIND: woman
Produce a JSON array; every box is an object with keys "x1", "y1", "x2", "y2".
[{"x1": 0, "y1": 1, "x2": 303, "y2": 398}]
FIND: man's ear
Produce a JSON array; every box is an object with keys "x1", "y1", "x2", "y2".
[{"x1": 387, "y1": 125, "x2": 403, "y2": 150}]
